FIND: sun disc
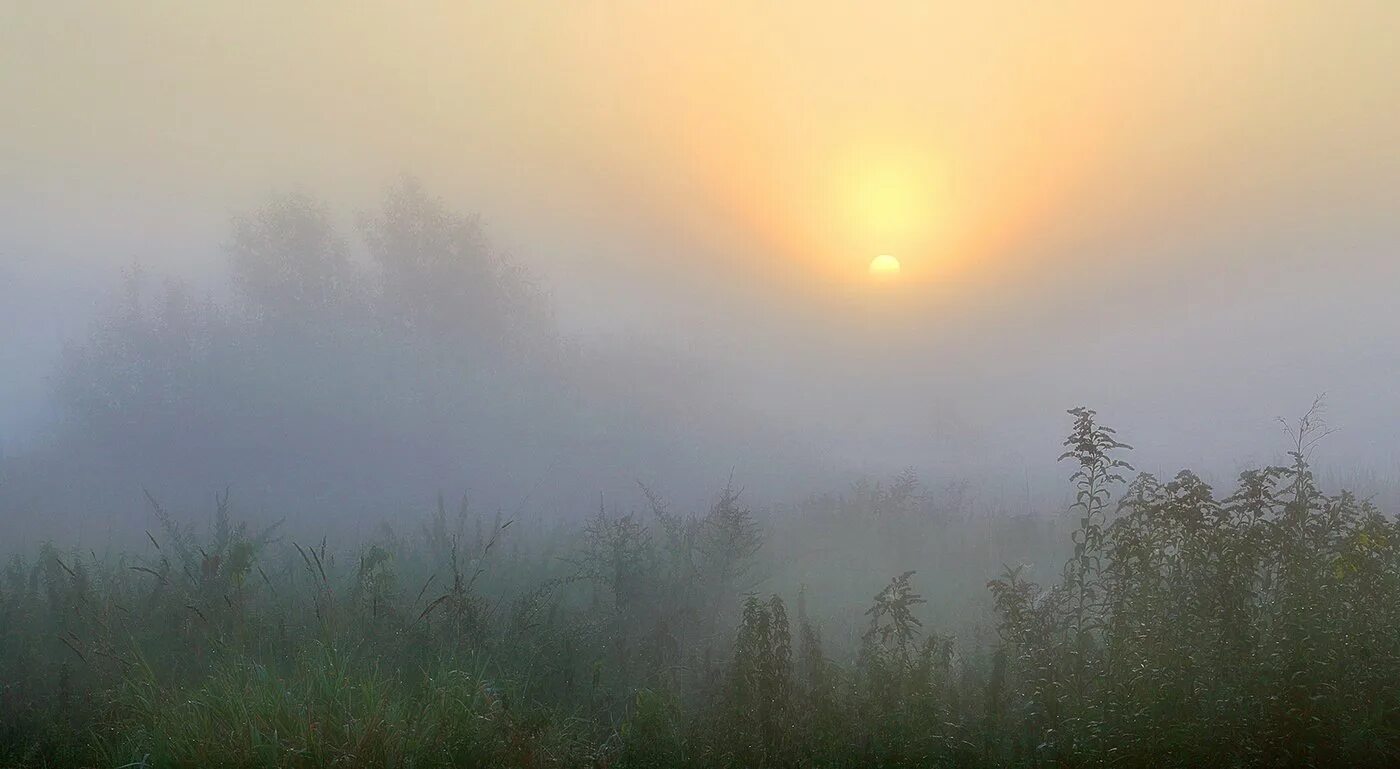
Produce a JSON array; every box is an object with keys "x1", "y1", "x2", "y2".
[{"x1": 869, "y1": 254, "x2": 901, "y2": 277}]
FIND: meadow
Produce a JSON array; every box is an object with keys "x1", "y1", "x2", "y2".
[
  {"x1": 4, "y1": 406, "x2": 1398, "y2": 768},
  {"x1": 8, "y1": 3, "x2": 1400, "y2": 765}
]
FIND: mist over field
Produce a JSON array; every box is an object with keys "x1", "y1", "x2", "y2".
[
  {"x1": 4, "y1": 3, "x2": 1400, "y2": 543},
  {"x1": 3, "y1": 3, "x2": 1400, "y2": 767}
]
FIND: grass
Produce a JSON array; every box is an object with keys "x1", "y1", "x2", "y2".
[{"x1": 4, "y1": 408, "x2": 1400, "y2": 767}]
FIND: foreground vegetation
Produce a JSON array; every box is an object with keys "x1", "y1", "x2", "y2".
[{"x1": 4, "y1": 408, "x2": 1400, "y2": 767}]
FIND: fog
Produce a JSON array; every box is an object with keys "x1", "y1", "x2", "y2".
[
  {"x1": 11, "y1": 6, "x2": 1400, "y2": 766},
  {"x1": 3, "y1": 2, "x2": 1400, "y2": 545}
]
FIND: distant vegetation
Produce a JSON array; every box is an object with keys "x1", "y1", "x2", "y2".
[
  {"x1": 3, "y1": 180, "x2": 791, "y2": 539},
  {"x1": 4, "y1": 405, "x2": 1399, "y2": 767}
]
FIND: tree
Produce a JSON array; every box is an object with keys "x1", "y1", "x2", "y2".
[
  {"x1": 363, "y1": 178, "x2": 552, "y2": 352},
  {"x1": 227, "y1": 192, "x2": 358, "y2": 331}
]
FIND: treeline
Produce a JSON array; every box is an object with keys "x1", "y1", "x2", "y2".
[
  {"x1": 50, "y1": 182, "x2": 565, "y2": 503},
  {"x1": 3, "y1": 180, "x2": 799, "y2": 539},
  {"x1": 3, "y1": 409, "x2": 1399, "y2": 766}
]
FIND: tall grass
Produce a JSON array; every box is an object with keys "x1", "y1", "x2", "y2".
[{"x1": 4, "y1": 407, "x2": 1399, "y2": 767}]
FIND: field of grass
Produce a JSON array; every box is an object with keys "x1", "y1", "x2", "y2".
[{"x1": 4, "y1": 408, "x2": 1400, "y2": 767}]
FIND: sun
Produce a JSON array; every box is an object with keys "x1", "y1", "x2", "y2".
[{"x1": 869, "y1": 254, "x2": 901, "y2": 277}]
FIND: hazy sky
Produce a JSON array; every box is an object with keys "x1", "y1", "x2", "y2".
[{"x1": 4, "y1": 2, "x2": 1400, "y2": 482}]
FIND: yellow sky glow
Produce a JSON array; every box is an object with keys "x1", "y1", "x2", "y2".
[{"x1": 2, "y1": 1, "x2": 1397, "y2": 310}]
